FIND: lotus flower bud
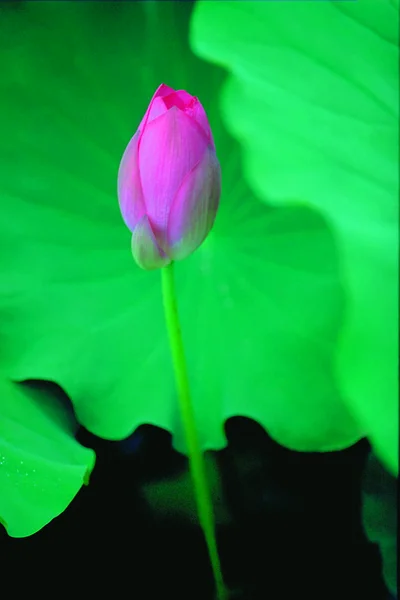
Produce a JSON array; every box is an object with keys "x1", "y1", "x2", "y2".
[{"x1": 117, "y1": 84, "x2": 221, "y2": 270}]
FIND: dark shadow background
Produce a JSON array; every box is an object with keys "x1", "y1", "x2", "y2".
[{"x1": 0, "y1": 415, "x2": 394, "y2": 600}]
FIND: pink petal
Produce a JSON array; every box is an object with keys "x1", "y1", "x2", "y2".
[
  {"x1": 185, "y1": 99, "x2": 215, "y2": 149},
  {"x1": 137, "y1": 84, "x2": 176, "y2": 133},
  {"x1": 138, "y1": 107, "x2": 208, "y2": 243},
  {"x1": 145, "y1": 97, "x2": 169, "y2": 125},
  {"x1": 163, "y1": 91, "x2": 215, "y2": 148},
  {"x1": 131, "y1": 215, "x2": 171, "y2": 270},
  {"x1": 117, "y1": 132, "x2": 146, "y2": 232},
  {"x1": 166, "y1": 147, "x2": 221, "y2": 261}
]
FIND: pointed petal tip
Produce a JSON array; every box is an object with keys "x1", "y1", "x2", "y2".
[{"x1": 152, "y1": 84, "x2": 176, "y2": 103}]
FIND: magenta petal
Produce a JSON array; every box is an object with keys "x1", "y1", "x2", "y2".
[
  {"x1": 117, "y1": 132, "x2": 146, "y2": 232},
  {"x1": 166, "y1": 148, "x2": 221, "y2": 261},
  {"x1": 131, "y1": 215, "x2": 171, "y2": 270},
  {"x1": 139, "y1": 107, "x2": 208, "y2": 239},
  {"x1": 162, "y1": 90, "x2": 194, "y2": 111}
]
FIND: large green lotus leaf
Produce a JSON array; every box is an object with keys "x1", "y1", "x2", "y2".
[
  {"x1": 0, "y1": 377, "x2": 95, "y2": 537},
  {"x1": 0, "y1": 2, "x2": 361, "y2": 457},
  {"x1": 190, "y1": 0, "x2": 399, "y2": 474}
]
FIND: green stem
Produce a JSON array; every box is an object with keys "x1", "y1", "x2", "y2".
[{"x1": 161, "y1": 262, "x2": 228, "y2": 600}]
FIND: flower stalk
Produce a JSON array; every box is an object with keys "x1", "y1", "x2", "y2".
[{"x1": 161, "y1": 262, "x2": 227, "y2": 600}]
